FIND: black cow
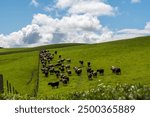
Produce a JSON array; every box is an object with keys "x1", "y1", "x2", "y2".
[
  {"x1": 60, "y1": 78, "x2": 68, "y2": 85},
  {"x1": 60, "y1": 75, "x2": 69, "y2": 84},
  {"x1": 55, "y1": 63, "x2": 62, "y2": 67},
  {"x1": 60, "y1": 58, "x2": 65, "y2": 63},
  {"x1": 88, "y1": 73, "x2": 93, "y2": 80},
  {"x1": 87, "y1": 62, "x2": 91, "y2": 67},
  {"x1": 97, "y1": 69, "x2": 104, "y2": 75},
  {"x1": 55, "y1": 51, "x2": 57, "y2": 54},
  {"x1": 49, "y1": 67, "x2": 55, "y2": 75},
  {"x1": 87, "y1": 67, "x2": 92, "y2": 73},
  {"x1": 79, "y1": 60, "x2": 84, "y2": 66},
  {"x1": 54, "y1": 70, "x2": 60, "y2": 74},
  {"x1": 67, "y1": 70, "x2": 72, "y2": 76},
  {"x1": 55, "y1": 72, "x2": 60, "y2": 78},
  {"x1": 92, "y1": 71, "x2": 97, "y2": 78},
  {"x1": 59, "y1": 55, "x2": 61, "y2": 58},
  {"x1": 111, "y1": 66, "x2": 121, "y2": 75},
  {"x1": 65, "y1": 65, "x2": 70, "y2": 69},
  {"x1": 48, "y1": 81, "x2": 59, "y2": 88},
  {"x1": 59, "y1": 67, "x2": 65, "y2": 73},
  {"x1": 73, "y1": 67, "x2": 82, "y2": 76},
  {"x1": 66, "y1": 59, "x2": 71, "y2": 63},
  {"x1": 43, "y1": 69, "x2": 49, "y2": 77}
]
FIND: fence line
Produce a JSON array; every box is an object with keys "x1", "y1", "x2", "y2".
[
  {"x1": 6, "y1": 80, "x2": 18, "y2": 94},
  {"x1": 33, "y1": 51, "x2": 40, "y2": 97}
]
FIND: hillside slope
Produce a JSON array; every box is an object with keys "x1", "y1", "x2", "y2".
[
  {"x1": 0, "y1": 36, "x2": 150, "y2": 98},
  {"x1": 38, "y1": 36, "x2": 150, "y2": 97}
]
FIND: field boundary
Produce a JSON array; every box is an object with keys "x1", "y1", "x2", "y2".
[{"x1": 33, "y1": 51, "x2": 40, "y2": 97}]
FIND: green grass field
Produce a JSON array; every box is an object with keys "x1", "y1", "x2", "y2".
[{"x1": 0, "y1": 36, "x2": 150, "y2": 99}]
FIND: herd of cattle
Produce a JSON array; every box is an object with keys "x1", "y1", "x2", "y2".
[{"x1": 39, "y1": 49, "x2": 121, "y2": 89}]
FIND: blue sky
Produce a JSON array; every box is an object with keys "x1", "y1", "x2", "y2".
[
  {"x1": 101, "y1": 0, "x2": 150, "y2": 30},
  {"x1": 0, "y1": 0, "x2": 150, "y2": 47}
]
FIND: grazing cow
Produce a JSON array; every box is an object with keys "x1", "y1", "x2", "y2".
[
  {"x1": 57, "y1": 60, "x2": 61, "y2": 64},
  {"x1": 111, "y1": 66, "x2": 121, "y2": 75},
  {"x1": 65, "y1": 65, "x2": 70, "y2": 69},
  {"x1": 54, "y1": 70, "x2": 60, "y2": 78},
  {"x1": 97, "y1": 69, "x2": 104, "y2": 75},
  {"x1": 59, "y1": 55, "x2": 61, "y2": 58},
  {"x1": 92, "y1": 71, "x2": 97, "y2": 78},
  {"x1": 48, "y1": 55, "x2": 54, "y2": 61},
  {"x1": 87, "y1": 62, "x2": 91, "y2": 67},
  {"x1": 65, "y1": 76, "x2": 69, "y2": 82},
  {"x1": 60, "y1": 78, "x2": 68, "y2": 85},
  {"x1": 49, "y1": 67, "x2": 55, "y2": 75},
  {"x1": 88, "y1": 73, "x2": 93, "y2": 80},
  {"x1": 79, "y1": 60, "x2": 84, "y2": 66},
  {"x1": 48, "y1": 82, "x2": 59, "y2": 88},
  {"x1": 41, "y1": 67, "x2": 47, "y2": 73},
  {"x1": 59, "y1": 67, "x2": 65, "y2": 73},
  {"x1": 48, "y1": 64, "x2": 54, "y2": 68},
  {"x1": 47, "y1": 58, "x2": 51, "y2": 64},
  {"x1": 66, "y1": 59, "x2": 71, "y2": 63},
  {"x1": 44, "y1": 70, "x2": 49, "y2": 77},
  {"x1": 60, "y1": 74, "x2": 65, "y2": 79},
  {"x1": 87, "y1": 67, "x2": 92, "y2": 73},
  {"x1": 73, "y1": 67, "x2": 82, "y2": 76},
  {"x1": 60, "y1": 74, "x2": 69, "y2": 84},
  {"x1": 55, "y1": 63, "x2": 62, "y2": 67},
  {"x1": 67, "y1": 69, "x2": 72, "y2": 76},
  {"x1": 76, "y1": 69, "x2": 82, "y2": 75},
  {"x1": 63, "y1": 76, "x2": 69, "y2": 82},
  {"x1": 55, "y1": 51, "x2": 57, "y2": 54},
  {"x1": 60, "y1": 58, "x2": 65, "y2": 63},
  {"x1": 54, "y1": 70, "x2": 60, "y2": 74},
  {"x1": 41, "y1": 61, "x2": 46, "y2": 68},
  {"x1": 55, "y1": 72, "x2": 60, "y2": 78}
]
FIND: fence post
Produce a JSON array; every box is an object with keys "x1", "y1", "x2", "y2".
[
  {"x1": 0, "y1": 74, "x2": 4, "y2": 93},
  {"x1": 9, "y1": 83, "x2": 12, "y2": 93},
  {"x1": 6, "y1": 80, "x2": 9, "y2": 93},
  {"x1": 13, "y1": 87, "x2": 15, "y2": 94},
  {"x1": 15, "y1": 90, "x2": 18, "y2": 94}
]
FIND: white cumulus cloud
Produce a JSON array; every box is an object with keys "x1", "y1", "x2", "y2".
[
  {"x1": 0, "y1": 13, "x2": 113, "y2": 48},
  {"x1": 56, "y1": 0, "x2": 116, "y2": 16},
  {"x1": 1, "y1": 13, "x2": 150, "y2": 48},
  {"x1": 31, "y1": 0, "x2": 39, "y2": 7},
  {"x1": 145, "y1": 22, "x2": 150, "y2": 30},
  {"x1": 113, "y1": 22, "x2": 150, "y2": 40},
  {"x1": 56, "y1": 0, "x2": 75, "y2": 9},
  {"x1": 0, "y1": 24, "x2": 41, "y2": 48}
]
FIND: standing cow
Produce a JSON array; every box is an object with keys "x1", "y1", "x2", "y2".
[{"x1": 111, "y1": 66, "x2": 121, "y2": 75}]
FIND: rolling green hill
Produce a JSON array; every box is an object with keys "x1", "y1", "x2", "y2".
[{"x1": 0, "y1": 36, "x2": 150, "y2": 99}]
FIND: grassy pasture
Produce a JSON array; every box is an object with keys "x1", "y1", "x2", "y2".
[
  {"x1": 0, "y1": 36, "x2": 150, "y2": 99},
  {"x1": 38, "y1": 36, "x2": 150, "y2": 98},
  {"x1": 0, "y1": 43, "x2": 83, "y2": 96},
  {"x1": 0, "y1": 51, "x2": 39, "y2": 96}
]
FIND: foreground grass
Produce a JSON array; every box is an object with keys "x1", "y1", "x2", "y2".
[{"x1": 1, "y1": 83, "x2": 150, "y2": 100}]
